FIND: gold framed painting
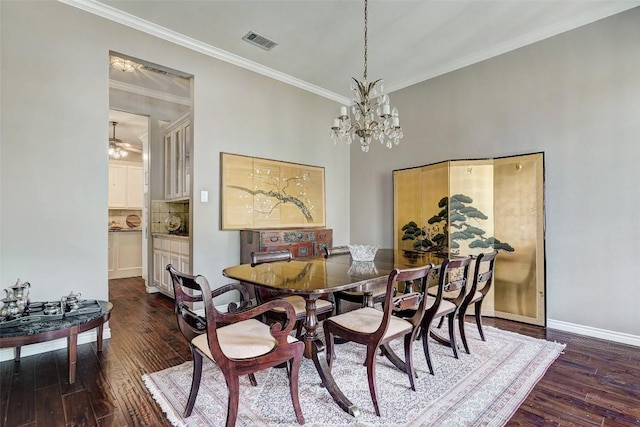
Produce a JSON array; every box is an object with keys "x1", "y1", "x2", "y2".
[{"x1": 220, "y1": 152, "x2": 326, "y2": 230}]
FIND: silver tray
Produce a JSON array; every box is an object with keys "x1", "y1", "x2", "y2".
[{"x1": 0, "y1": 300, "x2": 102, "y2": 328}]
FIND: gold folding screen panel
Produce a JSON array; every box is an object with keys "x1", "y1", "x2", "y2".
[{"x1": 393, "y1": 153, "x2": 545, "y2": 326}]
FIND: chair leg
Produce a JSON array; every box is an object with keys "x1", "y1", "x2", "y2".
[
  {"x1": 404, "y1": 335, "x2": 416, "y2": 391},
  {"x1": 295, "y1": 320, "x2": 303, "y2": 339},
  {"x1": 325, "y1": 329, "x2": 334, "y2": 368},
  {"x1": 335, "y1": 297, "x2": 342, "y2": 315},
  {"x1": 223, "y1": 374, "x2": 241, "y2": 427},
  {"x1": 249, "y1": 373, "x2": 258, "y2": 386},
  {"x1": 436, "y1": 315, "x2": 444, "y2": 329},
  {"x1": 365, "y1": 346, "x2": 381, "y2": 417},
  {"x1": 288, "y1": 354, "x2": 305, "y2": 425},
  {"x1": 184, "y1": 349, "x2": 203, "y2": 417},
  {"x1": 474, "y1": 300, "x2": 486, "y2": 341},
  {"x1": 458, "y1": 308, "x2": 471, "y2": 354},
  {"x1": 448, "y1": 313, "x2": 459, "y2": 359},
  {"x1": 421, "y1": 327, "x2": 435, "y2": 375}
]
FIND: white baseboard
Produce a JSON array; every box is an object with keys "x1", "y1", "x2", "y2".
[
  {"x1": 547, "y1": 319, "x2": 640, "y2": 347},
  {"x1": 146, "y1": 285, "x2": 160, "y2": 293},
  {"x1": 0, "y1": 326, "x2": 112, "y2": 362}
]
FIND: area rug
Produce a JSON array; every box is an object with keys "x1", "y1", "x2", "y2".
[{"x1": 143, "y1": 325, "x2": 565, "y2": 426}]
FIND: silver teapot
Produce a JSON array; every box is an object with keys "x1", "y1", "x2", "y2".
[
  {"x1": 1, "y1": 293, "x2": 21, "y2": 318},
  {"x1": 6, "y1": 279, "x2": 30, "y2": 313},
  {"x1": 62, "y1": 291, "x2": 82, "y2": 311}
]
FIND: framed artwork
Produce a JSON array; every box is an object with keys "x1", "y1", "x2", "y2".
[{"x1": 221, "y1": 152, "x2": 326, "y2": 230}]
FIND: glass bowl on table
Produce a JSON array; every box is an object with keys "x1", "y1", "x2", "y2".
[{"x1": 348, "y1": 245, "x2": 379, "y2": 262}]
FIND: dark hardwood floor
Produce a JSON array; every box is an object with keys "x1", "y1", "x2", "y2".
[{"x1": 1, "y1": 277, "x2": 639, "y2": 426}]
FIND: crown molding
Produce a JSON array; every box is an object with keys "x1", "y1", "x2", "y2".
[
  {"x1": 109, "y1": 79, "x2": 191, "y2": 106},
  {"x1": 387, "y1": 3, "x2": 640, "y2": 93},
  {"x1": 59, "y1": 0, "x2": 349, "y2": 105}
]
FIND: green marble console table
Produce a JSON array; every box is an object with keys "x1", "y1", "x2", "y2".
[{"x1": 0, "y1": 300, "x2": 112, "y2": 384}]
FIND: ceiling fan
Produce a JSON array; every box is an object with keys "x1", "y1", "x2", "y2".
[{"x1": 108, "y1": 121, "x2": 142, "y2": 159}]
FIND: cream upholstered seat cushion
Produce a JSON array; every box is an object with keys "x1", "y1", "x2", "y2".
[
  {"x1": 270, "y1": 295, "x2": 333, "y2": 314},
  {"x1": 191, "y1": 318, "x2": 297, "y2": 360},
  {"x1": 327, "y1": 307, "x2": 412, "y2": 337}
]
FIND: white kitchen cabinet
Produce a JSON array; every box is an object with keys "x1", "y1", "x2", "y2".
[
  {"x1": 109, "y1": 161, "x2": 143, "y2": 209},
  {"x1": 163, "y1": 112, "x2": 191, "y2": 201},
  {"x1": 152, "y1": 234, "x2": 190, "y2": 297},
  {"x1": 108, "y1": 164, "x2": 127, "y2": 208},
  {"x1": 108, "y1": 231, "x2": 142, "y2": 279},
  {"x1": 126, "y1": 166, "x2": 143, "y2": 209}
]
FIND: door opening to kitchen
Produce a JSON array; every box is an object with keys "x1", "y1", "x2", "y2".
[{"x1": 108, "y1": 51, "x2": 193, "y2": 298}]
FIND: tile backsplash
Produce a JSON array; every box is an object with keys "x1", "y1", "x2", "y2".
[{"x1": 151, "y1": 200, "x2": 190, "y2": 235}]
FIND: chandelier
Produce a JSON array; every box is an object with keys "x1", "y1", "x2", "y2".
[
  {"x1": 331, "y1": 0, "x2": 403, "y2": 152},
  {"x1": 109, "y1": 55, "x2": 140, "y2": 73},
  {"x1": 108, "y1": 121, "x2": 128, "y2": 159}
]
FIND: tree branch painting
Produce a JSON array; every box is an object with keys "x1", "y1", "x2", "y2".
[{"x1": 221, "y1": 153, "x2": 326, "y2": 230}]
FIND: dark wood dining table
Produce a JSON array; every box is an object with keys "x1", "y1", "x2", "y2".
[{"x1": 222, "y1": 248, "x2": 441, "y2": 417}]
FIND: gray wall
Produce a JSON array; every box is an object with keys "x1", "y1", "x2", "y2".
[
  {"x1": 0, "y1": 2, "x2": 349, "y2": 305},
  {"x1": 350, "y1": 8, "x2": 640, "y2": 339},
  {"x1": 2, "y1": 1, "x2": 638, "y2": 348}
]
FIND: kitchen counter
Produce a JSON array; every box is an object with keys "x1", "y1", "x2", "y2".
[
  {"x1": 109, "y1": 228, "x2": 142, "y2": 233},
  {"x1": 152, "y1": 232, "x2": 189, "y2": 240}
]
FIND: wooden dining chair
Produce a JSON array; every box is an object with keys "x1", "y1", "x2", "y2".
[
  {"x1": 166, "y1": 264, "x2": 305, "y2": 427},
  {"x1": 323, "y1": 245, "x2": 388, "y2": 314},
  {"x1": 394, "y1": 256, "x2": 471, "y2": 375},
  {"x1": 251, "y1": 250, "x2": 334, "y2": 337},
  {"x1": 323, "y1": 264, "x2": 434, "y2": 417},
  {"x1": 167, "y1": 264, "x2": 258, "y2": 386},
  {"x1": 457, "y1": 251, "x2": 498, "y2": 353}
]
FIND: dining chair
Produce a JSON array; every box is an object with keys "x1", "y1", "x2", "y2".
[
  {"x1": 323, "y1": 245, "x2": 388, "y2": 314},
  {"x1": 394, "y1": 256, "x2": 471, "y2": 375},
  {"x1": 167, "y1": 264, "x2": 258, "y2": 387},
  {"x1": 250, "y1": 249, "x2": 334, "y2": 337},
  {"x1": 457, "y1": 251, "x2": 498, "y2": 353},
  {"x1": 322, "y1": 264, "x2": 434, "y2": 417},
  {"x1": 166, "y1": 265, "x2": 305, "y2": 427}
]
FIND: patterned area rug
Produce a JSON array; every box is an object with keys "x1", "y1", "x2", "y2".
[{"x1": 143, "y1": 325, "x2": 564, "y2": 426}]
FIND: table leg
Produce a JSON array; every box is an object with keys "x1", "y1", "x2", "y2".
[
  {"x1": 97, "y1": 324, "x2": 104, "y2": 352},
  {"x1": 67, "y1": 325, "x2": 79, "y2": 384},
  {"x1": 302, "y1": 296, "x2": 360, "y2": 418},
  {"x1": 13, "y1": 347, "x2": 21, "y2": 362}
]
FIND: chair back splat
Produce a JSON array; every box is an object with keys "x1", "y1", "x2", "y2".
[
  {"x1": 251, "y1": 249, "x2": 293, "y2": 266},
  {"x1": 166, "y1": 264, "x2": 305, "y2": 426},
  {"x1": 323, "y1": 245, "x2": 350, "y2": 257}
]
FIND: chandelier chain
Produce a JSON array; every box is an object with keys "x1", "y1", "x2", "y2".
[{"x1": 363, "y1": 0, "x2": 368, "y2": 81}]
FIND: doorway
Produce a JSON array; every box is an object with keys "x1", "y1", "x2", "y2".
[{"x1": 108, "y1": 51, "x2": 193, "y2": 294}]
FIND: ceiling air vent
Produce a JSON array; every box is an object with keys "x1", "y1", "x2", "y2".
[{"x1": 242, "y1": 31, "x2": 278, "y2": 51}]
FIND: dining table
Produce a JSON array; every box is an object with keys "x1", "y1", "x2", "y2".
[{"x1": 222, "y1": 248, "x2": 443, "y2": 417}]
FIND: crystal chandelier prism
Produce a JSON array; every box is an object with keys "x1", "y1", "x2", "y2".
[{"x1": 331, "y1": 0, "x2": 403, "y2": 153}]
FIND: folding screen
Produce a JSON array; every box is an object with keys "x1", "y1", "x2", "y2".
[{"x1": 393, "y1": 153, "x2": 545, "y2": 326}]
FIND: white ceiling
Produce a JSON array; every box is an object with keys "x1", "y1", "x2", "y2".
[
  {"x1": 93, "y1": 0, "x2": 638, "y2": 150},
  {"x1": 108, "y1": 109, "x2": 148, "y2": 151},
  {"x1": 75, "y1": 0, "x2": 639, "y2": 103}
]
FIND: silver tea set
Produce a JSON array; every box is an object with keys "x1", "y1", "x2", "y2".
[{"x1": 0, "y1": 279, "x2": 83, "y2": 319}]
